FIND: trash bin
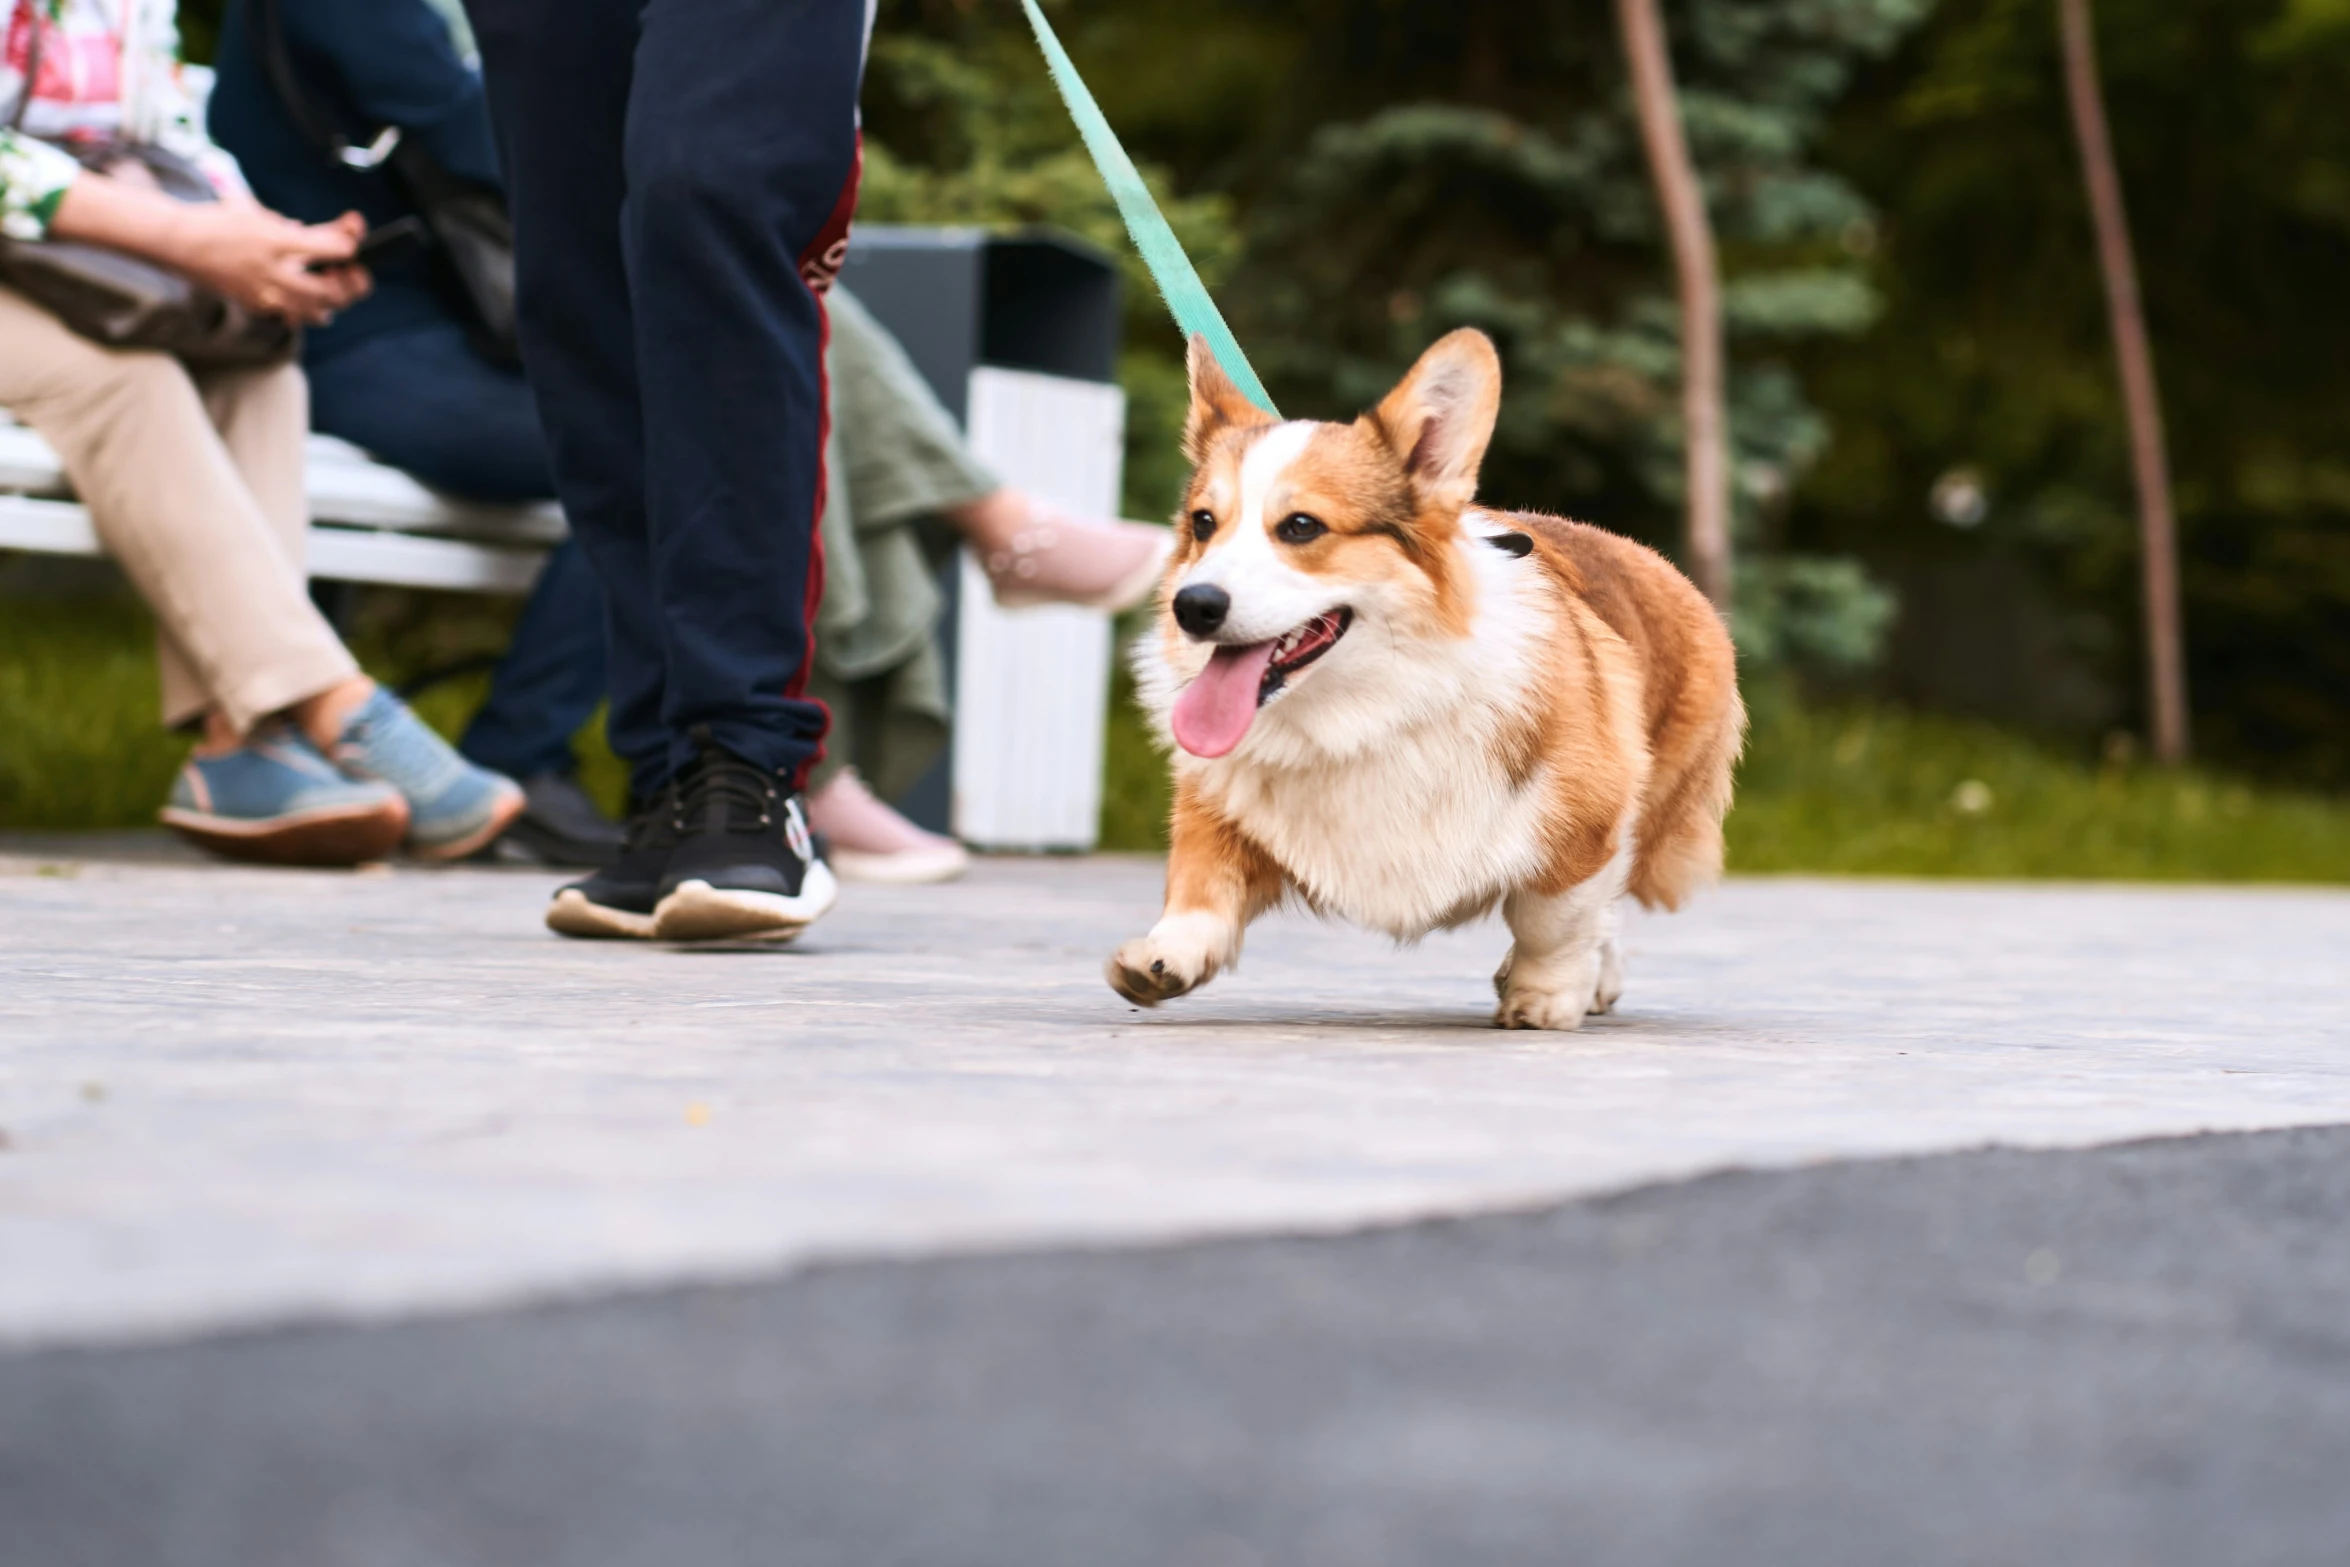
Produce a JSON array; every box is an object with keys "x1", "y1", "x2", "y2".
[{"x1": 840, "y1": 227, "x2": 1126, "y2": 852}]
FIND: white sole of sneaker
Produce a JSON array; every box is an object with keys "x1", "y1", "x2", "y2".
[
  {"x1": 545, "y1": 887, "x2": 658, "y2": 940},
  {"x1": 651, "y1": 861, "x2": 839, "y2": 944}
]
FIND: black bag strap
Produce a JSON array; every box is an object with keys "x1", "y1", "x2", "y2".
[
  {"x1": 246, "y1": 0, "x2": 401, "y2": 170},
  {"x1": 8, "y1": 1, "x2": 47, "y2": 134}
]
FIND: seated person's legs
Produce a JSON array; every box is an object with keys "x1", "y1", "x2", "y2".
[
  {"x1": 307, "y1": 323, "x2": 617, "y2": 864},
  {"x1": 801, "y1": 288, "x2": 1172, "y2": 882},
  {"x1": 0, "y1": 289, "x2": 523, "y2": 864},
  {"x1": 826, "y1": 286, "x2": 1170, "y2": 614},
  {"x1": 306, "y1": 321, "x2": 555, "y2": 505}
]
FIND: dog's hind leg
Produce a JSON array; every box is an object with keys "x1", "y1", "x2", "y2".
[
  {"x1": 1106, "y1": 787, "x2": 1285, "y2": 1007},
  {"x1": 1494, "y1": 849, "x2": 1631, "y2": 1030}
]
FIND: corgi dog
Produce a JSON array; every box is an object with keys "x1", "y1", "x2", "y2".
[{"x1": 1107, "y1": 329, "x2": 1744, "y2": 1029}]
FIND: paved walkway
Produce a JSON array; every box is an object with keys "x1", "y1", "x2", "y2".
[{"x1": 3, "y1": 842, "x2": 2347, "y2": 1345}]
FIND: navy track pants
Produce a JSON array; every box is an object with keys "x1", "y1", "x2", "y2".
[{"x1": 468, "y1": 0, "x2": 869, "y2": 796}]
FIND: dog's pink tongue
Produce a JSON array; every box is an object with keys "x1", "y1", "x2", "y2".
[{"x1": 1172, "y1": 642, "x2": 1277, "y2": 758}]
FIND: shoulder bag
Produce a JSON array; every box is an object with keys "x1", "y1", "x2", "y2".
[
  {"x1": 0, "y1": 5, "x2": 299, "y2": 367},
  {"x1": 248, "y1": 0, "x2": 520, "y2": 368}
]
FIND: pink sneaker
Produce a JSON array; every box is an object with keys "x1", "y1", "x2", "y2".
[
  {"x1": 807, "y1": 768, "x2": 970, "y2": 885},
  {"x1": 975, "y1": 503, "x2": 1173, "y2": 612}
]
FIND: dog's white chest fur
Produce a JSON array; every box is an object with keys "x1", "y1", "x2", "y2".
[{"x1": 1141, "y1": 526, "x2": 1558, "y2": 938}]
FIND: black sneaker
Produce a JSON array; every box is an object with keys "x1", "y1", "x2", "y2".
[
  {"x1": 487, "y1": 771, "x2": 625, "y2": 869},
  {"x1": 544, "y1": 783, "x2": 679, "y2": 940},
  {"x1": 650, "y1": 746, "x2": 837, "y2": 943}
]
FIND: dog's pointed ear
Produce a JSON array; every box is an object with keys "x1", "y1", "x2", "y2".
[
  {"x1": 1184, "y1": 334, "x2": 1271, "y2": 463},
  {"x1": 1370, "y1": 329, "x2": 1501, "y2": 512}
]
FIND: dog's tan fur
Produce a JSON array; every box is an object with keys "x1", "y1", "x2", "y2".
[{"x1": 1109, "y1": 329, "x2": 1743, "y2": 1028}]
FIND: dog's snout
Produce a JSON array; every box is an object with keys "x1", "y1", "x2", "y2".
[{"x1": 1173, "y1": 583, "x2": 1231, "y2": 638}]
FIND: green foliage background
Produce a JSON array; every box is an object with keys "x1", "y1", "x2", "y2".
[
  {"x1": 862, "y1": 0, "x2": 1914, "y2": 673},
  {"x1": 1792, "y1": 0, "x2": 2350, "y2": 781},
  {"x1": 860, "y1": 0, "x2": 2350, "y2": 787}
]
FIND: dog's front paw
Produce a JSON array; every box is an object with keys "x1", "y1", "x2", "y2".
[
  {"x1": 1106, "y1": 928, "x2": 1220, "y2": 1006},
  {"x1": 1493, "y1": 933, "x2": 1624, "y2": 1028},
  {"x1": 1494, "y1": 981, "x2": 1595, "y2": 1031},
  {"x1": 1107, "y1": 940, "x2": 1193, "y2": 1005},
  {"x1": 1493, "y1": 943, "x2": 1607, "y2": 1031}
]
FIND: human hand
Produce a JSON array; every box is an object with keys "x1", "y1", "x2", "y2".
[{"x1": 167, "y1": 206, "x2": 372, "y2": 325}]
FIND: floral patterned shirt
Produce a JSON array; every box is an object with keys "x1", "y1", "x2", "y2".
[{"x1": 1, "y1": 0, "x2": 246, "y2": 240}]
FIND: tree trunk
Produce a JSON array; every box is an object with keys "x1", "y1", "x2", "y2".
[
  {"x1": 1615, "y1": 0, "x2": 1731, "y2": 612},
  {"x1": 2058, "y1": 0, "x2": 2189, "y2": 762}
]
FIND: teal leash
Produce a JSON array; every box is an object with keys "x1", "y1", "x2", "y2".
[{"x1": 1017, "y1": 0, "x2": 1279, "y2": 417}]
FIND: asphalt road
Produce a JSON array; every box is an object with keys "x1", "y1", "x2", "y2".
[{"x1": 7, "y1": 1124, "x2": 2347, "y2": 1567}]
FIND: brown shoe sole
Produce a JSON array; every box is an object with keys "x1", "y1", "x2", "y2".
[
  {"x1": 405, "y1": 782, "x2": 531, "y2": 864},
  {"x1": 161, "y1": 801, "x2": 410, "y2": 867}
]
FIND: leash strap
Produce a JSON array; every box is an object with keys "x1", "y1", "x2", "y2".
[{"x1": 1017, "y1": 0, "x2": 1278, "y2": 416}]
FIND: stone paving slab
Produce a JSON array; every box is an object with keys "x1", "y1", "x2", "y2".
[{"x1": 2, "y1": 844, "x2": 2346, "y2": 1346}]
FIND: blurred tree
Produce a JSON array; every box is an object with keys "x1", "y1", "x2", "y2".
[
  {"x1": 854, "y1": 8, "x2": 1242, "y2": 518},
  {"x1": 2058, "y1": 0, "x2": 2188, "y2": 763},
  {"x1": 1193, "y1": 0, "x2": 1923, "y2": 673},
  {"x1": 1792, "y1": 0, "x2": 2350, "y2": 783},
  {"x1": 1617, "y1": 0, "x2": 1732, "y2": 609},
  {"x1": 180, "y1": 0, "x2": 221, "y2": 62},
  {"x1": 859, "y1": 1, "x2": 1922, "y2": 672}
]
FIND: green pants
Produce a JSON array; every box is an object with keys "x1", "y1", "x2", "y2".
[{"x1": 807, "y1": 286, "x2": 1000, "y2": 798}]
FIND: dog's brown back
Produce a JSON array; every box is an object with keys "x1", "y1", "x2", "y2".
[{"x1": 1514, "y1": 512, "x2": 1745, "y2": 910}]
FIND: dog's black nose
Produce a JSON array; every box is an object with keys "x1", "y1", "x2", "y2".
[{"x1": 1172, "y1": 583, "x2": 1231, "y2": 637}]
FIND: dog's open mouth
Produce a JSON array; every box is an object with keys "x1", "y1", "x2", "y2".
[
  {"x1": 1261, "y1": 607, "x2": 1352, "y2": 699},
  {"x1": 1172, "y1": 608, "x2": 1353, "y2": 759}
]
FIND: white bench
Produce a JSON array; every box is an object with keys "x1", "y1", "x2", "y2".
[
  {"x1": 0, "y1": 414, "x2": 559, "y2": 595},
  {"x1": 0, "y1": 364, "x2": 1127, "y2": 850}
]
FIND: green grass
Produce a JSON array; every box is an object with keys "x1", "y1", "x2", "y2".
[
  {"x1": 7, "y1": 591, "x2": 2349, "y2": 882},
  {"x1": 1724, "y1": 686, "x2": 2350, "y2": 881},
  {"x1": 0, "y1": 592, "x2": 632, "y2": 829},
  {"x1": 0, "y1": 596, "x2": 185, "y2": 828}
]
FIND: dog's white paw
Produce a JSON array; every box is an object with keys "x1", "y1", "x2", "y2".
[
  {"x1": 1105, "y1": 914, "x2": 1230, "y2": 1007},
  {"x1": 1494, "y1": 982, "x2": 1596, "y2": 1031},
  {"x1": 1492, "y1": 943, "x2": 1607, "y2": 1030}
]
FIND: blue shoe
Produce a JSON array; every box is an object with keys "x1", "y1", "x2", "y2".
[
  {"x1": 331, "y1": 687, "x2": 526, "y2": 861},
  {"x1": 160, "y1": 727, "x2": 410, "y2": 866}
]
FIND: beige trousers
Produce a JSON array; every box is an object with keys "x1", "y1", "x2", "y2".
[{"x1": 0, "y1": 285, "x2": 357, "y2": 732}]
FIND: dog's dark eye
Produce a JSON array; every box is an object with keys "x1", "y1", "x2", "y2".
[
  {"x1": 1275, "y1": 512, "x2": 1328, "y2": 545},
  {"x1": 1189, "y1": 509, "x2": 1216, "y2": 541}
]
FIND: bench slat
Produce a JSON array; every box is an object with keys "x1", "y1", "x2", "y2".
[
  {"x1": 0, "y1": 493, "x2": 99, "y2": 553},
  {"x1": 306, "y1": 527, "x2": 546, "y2": 594},
  {"x1": 0, "y1": 420, "x2": 565, "y2": 544},
  {"x1": 0, "y1": 491, "x2": 545, "y2": 594}
]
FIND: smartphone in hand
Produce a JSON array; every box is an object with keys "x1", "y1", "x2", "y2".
[{"x1": 309, "y1": 216, "x2": 429, "y2": 273}]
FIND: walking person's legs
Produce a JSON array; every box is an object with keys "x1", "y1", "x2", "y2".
[
  {"x1": 470, "y1": 0, "x2": 668, "y2": 805},
  {"x1": 474, "y1": 0, "x2": 870, "y2": 941}
]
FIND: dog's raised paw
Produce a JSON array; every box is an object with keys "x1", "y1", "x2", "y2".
[{"x1": 1106, "y1": 939, "x2": 1203, "y2": 1006}]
